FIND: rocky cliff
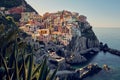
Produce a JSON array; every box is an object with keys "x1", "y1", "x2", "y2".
[{"x1": 68, "y1": 16, "x2": 99, "y2": 53}]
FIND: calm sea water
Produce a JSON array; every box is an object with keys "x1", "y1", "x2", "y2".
[
  {"x1": 83, "y1": 28, "x2": 120, "y2": 80},
  {"x1": 93, "y1": 28, "x2": 120, "y2": 50}
]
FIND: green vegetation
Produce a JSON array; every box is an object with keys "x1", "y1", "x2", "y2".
[{"x1": 0, "y1": 13, "x2": 18, "y2": 50}]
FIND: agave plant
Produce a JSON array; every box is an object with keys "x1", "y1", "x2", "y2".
[{"x1": 0, "y1": 42, "x2": 58, "y2": 80}]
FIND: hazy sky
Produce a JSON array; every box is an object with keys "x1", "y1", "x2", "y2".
[{"x1": 26, "y1": 0, "x2": 120, "y2": 27}]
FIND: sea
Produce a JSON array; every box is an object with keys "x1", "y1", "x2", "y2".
[{"x1": 81, "y1": 28, "x2": 120, "y2": 80}]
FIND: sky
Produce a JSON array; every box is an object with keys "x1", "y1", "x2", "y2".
[{"x1": 26, "y1": 0, "x2": 120, "y2": 27}]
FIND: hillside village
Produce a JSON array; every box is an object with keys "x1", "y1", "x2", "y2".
[
  {"x1": 0, "y1": 4, "x2": 91, "y2": 46},
  {"x1": 19, "y1": 10, "x2": 90, "y2": 46}
]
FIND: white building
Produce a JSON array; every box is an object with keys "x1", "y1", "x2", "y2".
[{"x1": 71, "y1": 26, "x2": 81, "y2": 37}]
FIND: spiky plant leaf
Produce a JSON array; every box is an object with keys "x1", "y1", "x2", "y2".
[
  {"x1": 27, "y1": 53, "x2": 34, "y2": 80},
  {"x1": 14, "y1": 43, "x2": 19, "y2": 80},
  {"x1": 0, "y1": 54, "x2": 10, "y2": 80},
  {"x1": 8, "y1": 42, "x2": 15, "y2": 68},
  {"x1": 38, "y1": 58, "x2": 47, "y2": 80},
  {"x1": 46, "y1": 67, "x2": 58, "y2": 80},
  {"x1": 49, "y1": 68, "x2": 58, "y2": 80},
  {"x1": 21, "y1": 49, "x2": 27, "y2": 80},
  {"x1": 32, "y1": 64, "x2": 41, "y2": 78}
]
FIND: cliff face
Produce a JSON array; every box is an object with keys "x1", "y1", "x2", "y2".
[{"x1": 68, "y1": 16, "x2": 99, "y2": 52}]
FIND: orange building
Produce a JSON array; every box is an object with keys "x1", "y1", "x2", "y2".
[{"x1": 38, "y1": 29, "x2": 50, "y2": 36}]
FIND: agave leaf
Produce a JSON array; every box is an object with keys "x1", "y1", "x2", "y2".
[
  {"x1": 32, "y1": 64, "x2": 41, "y2": 78},
  {"x1": 10, "y1": 73, "x2": 14, "y2": 80},
  {"x1": 14, "y1": 45, "x2": 19, "y2": 80},
  {"x1": 27, "y1": 52, "x2": 34, "y2": 80},
  {"x1": 18, "y1": 64, "x2": 23, "y2": 77},
  {"x1": 0, "y1": 54, "x2": 10, "y2": 80},
  {"x1": 38, "y1": 58, "x2": 48, "y2": 80},
  {"x1": 21, "y1": 49, "x2": 27, "y2": 80},
  {"x1": 44, "y1": 67, "x2": 51, "y2": 80},
  {"x1": 25, "y1": 54, "x2": 31, "y2": 65},
  {"x1": 43, "y1": 65, "x2": 50, "y2": 80},
  {"x1": 48, "y1": 68, "x2": 58, "y2": 80},
  {"x1": 8, "y1": 42, "x2": 16, "y2": 68}
]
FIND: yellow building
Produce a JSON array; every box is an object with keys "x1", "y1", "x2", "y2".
[{"x1": 38, "y1": 29, "x2": 50, "y2": 36}]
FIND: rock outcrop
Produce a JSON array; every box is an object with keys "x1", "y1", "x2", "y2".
[
  {"x1": 56, "y1": 63, "x2": 102, "y2": 80},
  {"x1": 68, "y1": 16, "x2": 99, "y2": 54},
  {"x1": 100, "y1": 42, "x2": 120, "y2": 56},
  {"x1": 66, "y1": 52, "x2": 87, "y2": 64},
  {"x1": 76, "y1": 63, "x2": 102, "y2": 79},
  {"x1": 103, "y1": 64, "x2": 110, "y2": 71}
]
